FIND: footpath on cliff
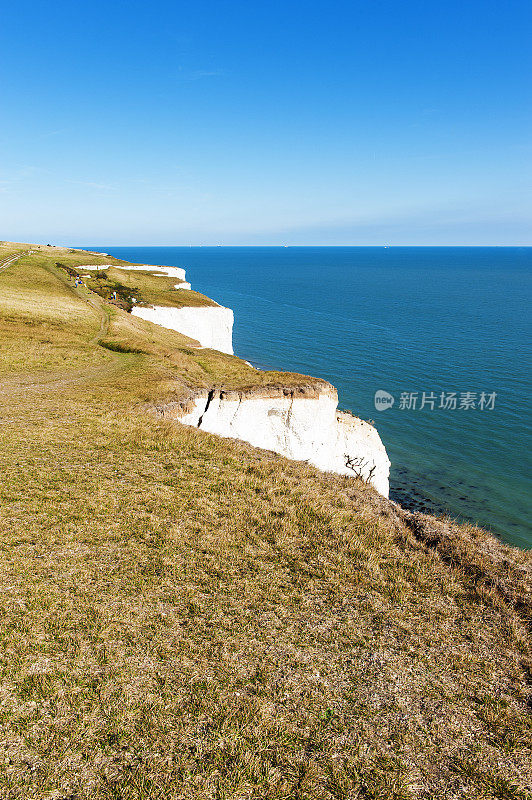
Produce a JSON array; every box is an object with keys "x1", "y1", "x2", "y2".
[{"x1": 0, "y1": 242, "x2": 531, "y2": 800}]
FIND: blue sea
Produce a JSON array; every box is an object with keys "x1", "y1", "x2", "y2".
[{"x1": 93, "y1": 247, "x2": 532, "y2": 549}]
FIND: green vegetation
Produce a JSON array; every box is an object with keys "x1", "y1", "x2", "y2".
[
  {"x1": 0, "y1": 244, "x2": 531, "y2": 799},
  {"x1": 57, "y1": 265, "x2": 140, "y2": 312},
  {"x1": 74, "y1": 265, "x2": 218, "y2": 311},
  {"x1": 104, "y1": 266, "x2": 217, "y2": 308}
]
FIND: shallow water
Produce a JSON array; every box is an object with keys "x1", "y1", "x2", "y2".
[{"x1": 94, "y1": 246, "x2": 532, "y2": 549}]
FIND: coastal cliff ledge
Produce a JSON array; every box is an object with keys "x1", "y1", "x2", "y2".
[
  {"x1": 99, "y1": 256, "x2": 391, "y2": 495},
  {"x1": 132, "y1": 303, "x2": 234, "y2": 355},
  {"x1": 157, "y1": 383, "x2": 390, "y2": 497}
]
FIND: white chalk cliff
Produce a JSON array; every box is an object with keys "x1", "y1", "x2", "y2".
[
  {"x1": 112, "y1": 263, "x2": 233, "y2": 355},
  {"x1": 173, "y1": 386, "x2": 390, "y2": 497},
  {"x1": 117, "y1": 263, "x2": 188, "y2": 282},
  {"x1": 131, "y1": 305, "x2": 234, "y2": 355},
  {"x1": 123, "y1": 262, "x2": 390, "y2": 495},
  {"x1": 78, "y1": 263, "x2": 190, "y2": 286}
]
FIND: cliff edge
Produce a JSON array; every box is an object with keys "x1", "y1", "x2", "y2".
[
  {"x1": 100, "y1": 257, "x2": 391, "y2": 495},
  {"x1": 173, "y1": 385, "x2": 390, "y2": 496}
]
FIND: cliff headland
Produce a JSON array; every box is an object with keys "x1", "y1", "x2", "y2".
[{"x1": 0, "y1": 241, "x2": 531, "y2": 799}]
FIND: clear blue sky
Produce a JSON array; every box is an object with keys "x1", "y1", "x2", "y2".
[{"x1": 1, "y1": 0, "x2": 531, "y2": 245}]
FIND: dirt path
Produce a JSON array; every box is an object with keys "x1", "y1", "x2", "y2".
[
  {"x1": 47, "y1": 261, "x2": 111, "y2": 342},
  {"x1": 0, "y1": 359, "x2": 128, "y2": 395},
  {"x1": 0, "y1": 262, "x2": 123, "y2": 396},
  {"x1": 0, "y1": 250, "x2": 28, "y2": 273}
]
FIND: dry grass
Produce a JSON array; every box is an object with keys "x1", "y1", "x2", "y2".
[{"x1": 0, "y1": 246, "x2": 531, "y2": 800}]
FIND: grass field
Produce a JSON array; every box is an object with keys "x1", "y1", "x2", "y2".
[{"x1": 0, "y1": 245, "x2": 531, "y2": 800}]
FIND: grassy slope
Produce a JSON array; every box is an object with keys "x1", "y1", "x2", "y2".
[
  {"x1": 96, "y1": 267, "x2": 218, "y2": 309},
  {"x1": 0, "y1": 246, "x2": 531, "y2": 800}
]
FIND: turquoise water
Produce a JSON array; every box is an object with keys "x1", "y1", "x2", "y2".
[{"x1": 94, "y1": 247, "x2": 531, "y2": 549}]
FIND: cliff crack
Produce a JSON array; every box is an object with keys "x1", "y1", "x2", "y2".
[
  {"x1": 229, "y1": 394, "x2": 243, "y2": 430},
  {"x1": 197, "y1": 390, "x2": 215, "y2": 428}
]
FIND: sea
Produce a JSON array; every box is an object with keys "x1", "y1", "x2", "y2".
[{"x1": 91, "y1": 246, "x2": 532, "y2": 549}]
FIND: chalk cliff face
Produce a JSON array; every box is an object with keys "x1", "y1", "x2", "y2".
[
  {"x1": 131, "y1": 305, "x2": 234, "y2": 355},
  {"x1": 120, "y1": 264, "x2": 188, "y2": 282},
  {"x1": 124, "y1": 261, "x2": 390, "y2": 495},
  {"x1": 174, "y1": 386, "x2": 390, "y2": 496},
  {"x1": 79, "y1": 263, "x2": 190, "y2": 285},
  {"x1": 120, "y1": 263, "x2": 233, "y2": 354}
]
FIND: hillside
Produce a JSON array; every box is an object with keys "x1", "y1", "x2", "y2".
[{"x1": 0, "y1": 244, "x2": 531, "y2": 800}]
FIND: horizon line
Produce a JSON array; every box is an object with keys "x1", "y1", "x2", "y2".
[{"x1": 73, "y1": 243, "x2": 532, "y2": 249}]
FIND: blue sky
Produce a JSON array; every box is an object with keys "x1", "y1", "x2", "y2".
[{"x1": 1, "y1": 0, "x2": 531, "y2": 245}]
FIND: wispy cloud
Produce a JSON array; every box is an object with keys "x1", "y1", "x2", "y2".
[
  {"x1": 15, "y1": 165, "x2": 50, "y2": 178},
  {"x1": 67, "y1": 180, "x2": 116, "y2": 191},
  {"x1": 0, "y1": 165, "x2": 50, "y2": 191},
  {"x1": 176, "y1": 67, "x2": 225, "y2": 82},
  {"x1": 39, "y1": 129, "x2": 67, "y2": 139}
]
